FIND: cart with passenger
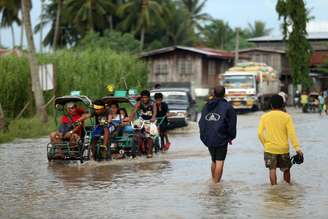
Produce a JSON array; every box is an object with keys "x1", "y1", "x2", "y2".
[{"x1": 47, "y1": 95, "x2": 94, "y2": 163}]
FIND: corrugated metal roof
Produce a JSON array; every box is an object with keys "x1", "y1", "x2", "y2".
[
  {"x1": 140, "y1": 46, "x2": 236, "y2": 59},
  {"x1": 238, "y1": 47, "x2": 286, "y2": 54},
  {"x1": 248, "y1": 32, "x2": 328, "y2": 42}
]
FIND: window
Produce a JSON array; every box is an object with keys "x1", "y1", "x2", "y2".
[
  {"x1": 208, "y1": 61, "x2": 216, "y2": 75},
  {"x1": 177, "y1": 57, "x2": 193, "y2": 75},
  {"x1": 154, "y1": 59, "x2": 169, "y2": 75}
]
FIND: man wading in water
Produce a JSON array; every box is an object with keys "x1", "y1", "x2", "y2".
[{"x1": 199, "y1": 86, "x2": 237, "y2": 183}]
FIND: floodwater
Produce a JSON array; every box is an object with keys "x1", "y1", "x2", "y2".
[{"x1": 1, "y1": 109, "x2": 328, "y2": 219}]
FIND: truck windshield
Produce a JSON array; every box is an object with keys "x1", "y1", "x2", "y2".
[{"x1": 223, "y1": 75, "x2": 254, "y2": 88}]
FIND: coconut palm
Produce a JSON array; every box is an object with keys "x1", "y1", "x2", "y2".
[
  {"x1": 65, "y1": 0, "x2": 114, "y2": 33},
  {"x1": 0, "y1": 0, "x2": 21, "y2": 48},
  {"x1": 21, "y1": 0, "x2": 48, "y2": 122},
  {"x1": 246, "y1": 20, "x2": 272, "y2": 37},
  {"x1": 202, "y1": 19, "x2": 234, "y2": 49},
  {"x1": 181, "y1": 0, "x2": 210, "y2": 31},
  {"x1": 118, "y1": 0, "x2": 163, "y2": 50},
  {"x1": 34, "y1": 0, "x2": 79, "y2": 48}
]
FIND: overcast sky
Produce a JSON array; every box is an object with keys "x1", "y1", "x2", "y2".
[{"x1": 1, "y1": 0, "x2": 328, "y2": 50}]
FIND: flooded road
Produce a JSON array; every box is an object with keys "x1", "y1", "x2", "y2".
[{"x1": 1, "y1": 109, "x2": 328, "y2": 218}]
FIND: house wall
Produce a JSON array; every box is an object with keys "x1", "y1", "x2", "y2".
[{"x1": 145, "y1": 50, "x2": 233, "y2": 89}]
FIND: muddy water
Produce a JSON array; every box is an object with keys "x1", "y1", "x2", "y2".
[{"x1": 1, "y1": 109, "x2": 328, "y2": 218}]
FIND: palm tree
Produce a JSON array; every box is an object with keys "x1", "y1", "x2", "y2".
[
  {"x1": 0, "y1": 0, "x2": 21, "y2": 48},
  {"x1": 34, "y1": 0, "x2": 79, "y2": 48},
  {"x1": 162, "y1": 2, "x2": 194, "y2": 46},
  {"x1": 202, "y1": 19, "x2": 234, "y2": 49},
  {"x1": 22, "y1": 0, "x2": 48, "y2": 122},
  {"x1": 65, "y1": 0, "x2": 114, "y2": 33},
  {"x1": 118, "y1": 0, "x2": 163, "y2": 50},
  {"x1": 246, "y1": 20, "x2": 272, "y2": 37},
  {"x1": 181, "y1": 0, "x2": 210, "y2": 31}
]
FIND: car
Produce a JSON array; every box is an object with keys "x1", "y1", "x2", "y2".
[{"x1": 150, "y1": 88, "x2": 197, "y2": 129}]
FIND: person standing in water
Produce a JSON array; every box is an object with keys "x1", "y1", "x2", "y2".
[
  {"x1": 258, "y1": 94, "x2": 303, "y2": 185},
  {"x1": 199, "y1": 86, "x2": 237, "y2": 183}
]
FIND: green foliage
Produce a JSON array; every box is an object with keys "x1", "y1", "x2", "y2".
[
  {"x1": 0, "y1": 49, "x2": 148, "y2": 120},
  {"x1": 245, "y1": 20, "x2": 272, "y2": 38},
  {"x1": 76, "y1": 30, "x2": 141, "y2": 53},
  {"x1": 202, "y1": 20, "x2": 255, "y2": 50},
  {"x1": 276, "y1": 0, "x2": 312, "y2": 88},
  {"x1": 39, "y1": 49, "x2": 148, "y2": 99},
  {"x1": 0, "y1": 116, "x2": 55, "y2": 143},
  {"x1": 0, "y1": 56, "x2": 32, "y2": 118}
]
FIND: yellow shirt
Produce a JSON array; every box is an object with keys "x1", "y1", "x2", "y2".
[
  {"x1": 258, "y1": 110, "x2": 300, "y2": 154},
  {"x1": 301, "y1": 95, "x2": 308, "y2": 104}
]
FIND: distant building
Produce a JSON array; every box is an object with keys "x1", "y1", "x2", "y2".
[
  {"x1": 140, "y1": 46, "x2": 242, "y2": 91},
  {"x1": 247, "y1": 32, "x2": 328, "y2": 93}
]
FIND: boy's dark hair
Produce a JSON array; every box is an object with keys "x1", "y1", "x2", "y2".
[
  {"x1": 271, "y1": 94, "x2": 284, "y2": 109},
  {"x1": 154, "y1": 92, "x2": 163, "y2": 100},
  {"x1": 214, "y1": 85, "x2": 225, "y2": 98},
  {"x1": 140, "y1": 90, "x2": 150, "y2": 97},
  {"x1": 93, "y1": 99, "x2": 105, "y2": 106}
]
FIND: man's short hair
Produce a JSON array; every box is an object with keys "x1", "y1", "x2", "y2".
[
  {"x1": 154, "y1": 93, "x2": 163, "y2": 100},
  {"x1": 140, "y1": 90, "x2": 150, "y2": 97},
  {"x1": 93, "y1": 99, "x2": 105, "y2": 106},
  {"x1": 66, "y1": 102, "x2": 76, "y2": 108},
  {"x1": 271, "y1": 94, "x2": 284, "y2": 109},
  {"x1": 213, "y1": 86, "x2": 225, "y2": 98}
]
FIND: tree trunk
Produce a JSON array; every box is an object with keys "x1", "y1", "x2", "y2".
[
  {"x1": 22, "y1": 0, "x2": 48, "y2": 123},
  {"x1": 108, "y1": 15, "x2": 113, "y2": 30},
  {"x1": 0, "y1": 103, "x2": 6, "y2": 130},
  {"x1": 0, "y1": 28, "x2": 2, "y2": 47},
  {"x1": 20, "y1": 0, "x2": 24, "y2": 48},
  {"x1": 140, "y1": 27, "x2": 145, "y2": 50},
  {"x1": 53, "y1": 0, "x2": 62, "y2": 50},
  {"x1": 11, "y1": 25, "x2": 16, "y2": 48},
  {"x1": 40, "y1": 0, "x2": 45, "y2": 53}
]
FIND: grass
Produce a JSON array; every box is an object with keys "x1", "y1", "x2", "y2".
[{"x1": 0, "y1": 117, "x2": 56, "y2": 144}]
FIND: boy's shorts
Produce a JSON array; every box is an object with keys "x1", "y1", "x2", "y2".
[
  {"x1": 264, "y1": 152, "x2": 291, "y2": 170},
  {"x1": 208, "y1": 146, "x2": 228, "y2": 162}
]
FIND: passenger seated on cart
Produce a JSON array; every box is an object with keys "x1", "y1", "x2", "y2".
[
  {"x1": 154, "y1": 93, "x2": 171, "y2": 151},
  {"x1": 130, "y1": 90, "x2": 157, "y2": 158},
  {"x1": 108, "y1": 103, "x2": 123, "y2": 136},
  {"x1": 49, "y1": 102, "x2": 85, "y2": 145},
  {"x1": 78, "y1": 99, "x2": 110, "y2": 160},
  {"x1": 120, "y1": 108, "x2": 133, "y2": 134}
]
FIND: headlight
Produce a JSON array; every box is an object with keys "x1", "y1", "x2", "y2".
[{"x1": 177, "y1": 112, "x2": 187, "y2": 117}]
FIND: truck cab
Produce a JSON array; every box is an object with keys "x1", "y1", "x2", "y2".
[{"x1": 223, "y1": 72, "x2": 258, "y2": 110}]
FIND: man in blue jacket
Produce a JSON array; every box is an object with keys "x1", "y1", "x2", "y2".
[{"x1": 199, "y1": 86, "x2": 237, "y2": 183}]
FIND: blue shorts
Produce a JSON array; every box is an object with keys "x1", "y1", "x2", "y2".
[
  {"x1": 123, "y1": 125, "x2": 134, "y2": 134},
  {"x1": 92, "y1": 125, "x2": 104, "y2": 137}
]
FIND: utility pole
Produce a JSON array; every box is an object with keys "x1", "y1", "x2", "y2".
[{"x1": 234, "y1": 27, "x2": 240, "y2": 65}]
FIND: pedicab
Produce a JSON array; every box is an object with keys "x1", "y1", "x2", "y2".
[
  {"x1": 308, "y1": 92, "x2": 319, "y2": 113},
  {"x1": 47, "y1": 95, "x2": 94, "y2": 163},
  {"x1": 98, "y1": 91, "x2": 138, "y2": 159}
]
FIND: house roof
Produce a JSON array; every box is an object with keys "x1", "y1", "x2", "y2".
[
  {"x1": 140, "y1": 46, "x2": 236, "y2": 59},
  {"x1": 238, "y1": 47, "x2": 286, "y2": 54},
  {"x1": 248, "y1": 32, "x2": 328, "y2": 42}
]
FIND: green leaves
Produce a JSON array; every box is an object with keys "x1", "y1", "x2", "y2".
[{"x1": 276, "y1": 0, "x2": 312, "y2": 88}]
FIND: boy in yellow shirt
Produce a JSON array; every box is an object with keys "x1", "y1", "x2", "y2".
[{"x1": 258, "y1": 94, "x2": 303, "y2": 185}]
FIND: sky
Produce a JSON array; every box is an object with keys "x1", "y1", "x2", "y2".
[{"x1": 1, "y1": 0, "x2": 328, "y2": 51}]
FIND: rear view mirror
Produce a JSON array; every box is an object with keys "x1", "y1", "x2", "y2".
[{"x1": 55, "y1": 104, "x2": 64, "y2": 111}]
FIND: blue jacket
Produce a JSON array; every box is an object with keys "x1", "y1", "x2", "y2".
[{"x1": 198, "y1": 98, "x2": 237, "y2": 148}]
